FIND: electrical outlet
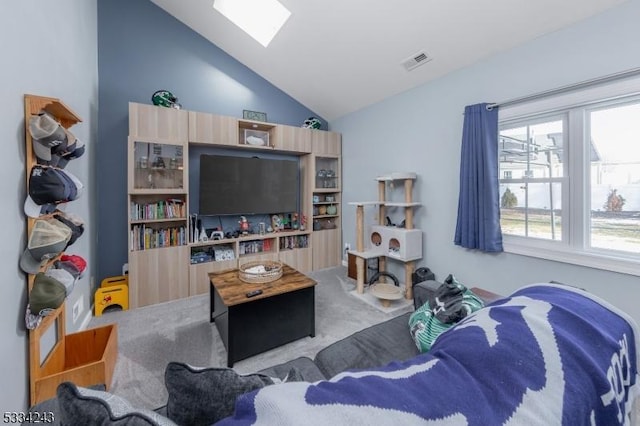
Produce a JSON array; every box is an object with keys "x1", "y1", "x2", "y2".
[
  {"x1": 344, "y1": 243, "x2": 351, "y2": 252},
  {"x1": 72, "y1": 299, "x2": 83, "y2": 323}
]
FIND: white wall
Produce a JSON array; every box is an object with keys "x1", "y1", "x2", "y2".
[
  {"x1": 334, "y1": 0, "x2": 640, "y2": 324},
  {"x1": 0, "y1": 0, "x2": 97, "y2": 411}
]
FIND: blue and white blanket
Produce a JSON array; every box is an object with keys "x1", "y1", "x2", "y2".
[{"x1": 218, "y1": 284, "x2": 640, "y2": 425}]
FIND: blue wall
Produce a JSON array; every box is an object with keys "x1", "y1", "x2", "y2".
[{"x1": 97, "y1": 0, "x2": 323, "y2": 281}]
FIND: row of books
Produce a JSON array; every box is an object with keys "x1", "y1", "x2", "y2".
[
  {"x1": 130, "y1": 199, "x2": 185, "y2": 221},
  {"x1": 279, "y1": 235, "x2": 309, "y2": 250},
  {"x1": 239, "y1": 239, "x2": 272, "y2": 255},
  {"x1": 130, "y1": 225, "x2": 187, "y2": 251}
]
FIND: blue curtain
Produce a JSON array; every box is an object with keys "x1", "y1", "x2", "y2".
[{"x1": 454, "y1": 103, "x2": 503, "y2": 252}]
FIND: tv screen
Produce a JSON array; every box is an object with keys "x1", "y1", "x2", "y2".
[{"x1": 199, "y1": 155, "x2": 299, "y2": 215}]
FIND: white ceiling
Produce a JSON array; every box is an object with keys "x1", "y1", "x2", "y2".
[{"x1": 151, "y1": 0, "x2": 625, "y2": 121}]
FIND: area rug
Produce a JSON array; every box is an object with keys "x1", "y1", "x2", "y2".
[
  {"x1": 88, "y1": 266, "x2": 413, "y2": 410},
  {"x1": 349, "y1": 286, "x2": 413, "y2": 314}
]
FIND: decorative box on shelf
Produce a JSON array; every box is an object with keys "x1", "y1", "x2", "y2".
[
  {"x1": 243, "y1": 129, "x2": 270, "y2": 147},
  {"x1": 214, "y1": 247, "x2": 235, "y2": 261}
]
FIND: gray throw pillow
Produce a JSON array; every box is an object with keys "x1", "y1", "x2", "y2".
[
  {"x1": 164, "y1": 362, "x2": 303, "y2": 425},
  {"x1": 56, "y1": 382, "x2": 176, "y2": 426}
]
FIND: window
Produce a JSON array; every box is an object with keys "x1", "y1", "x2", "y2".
[{"x1": 498, "y1": 78, "x2": 640, "y2": 276}]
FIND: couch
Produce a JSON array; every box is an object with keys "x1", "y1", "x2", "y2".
[
  {"x1": 26, "y1": 282, "x2": 639, "y2": 425},
  {"x1": 259, "y1": 280, "x2": 491, "y2": 382},
  {"x1": 23, "y1": 280, "x2": 443, "y2": 425}
]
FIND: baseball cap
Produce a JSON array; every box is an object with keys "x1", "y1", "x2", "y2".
[
  {"x1": 56, "y1": 254, "x2": 87, "y2": 279},
  {"x1": 29, "y1": 112, "x2": 69, "y2": 163},
  {"x1": 29, "y1": 272, "x2": 67, "y2": 315},
  {"x1": 29, "y1": 112, "x2": 85, "y2": 168},
  {"x1": 45, "y1": 267, "x2": 76, "y2": 296},
  {"x1": 19, "y1": 218, "x2": 72, "y2": 274},
  {"x1": 55, "y1": 136, "x2": 85, "y2": 168},
  {"x1": 53, "y1": 211, "x2": 84, "y2": 249},
  {"x1": 24, "y1": 165, "x2": 84, "y2": 218}
]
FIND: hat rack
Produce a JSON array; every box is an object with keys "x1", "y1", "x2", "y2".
[{"x1": 23, "y1": 94, "x2": 117, "y2": 405}]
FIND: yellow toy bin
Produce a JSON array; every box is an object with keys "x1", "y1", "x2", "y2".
[{"x1": 95, "y1": 275, "x2": 129, "y2": 316}]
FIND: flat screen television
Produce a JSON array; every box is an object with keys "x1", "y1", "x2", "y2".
[{"x1": 199, "y1": 154, "x2": 299, "y2": 215}]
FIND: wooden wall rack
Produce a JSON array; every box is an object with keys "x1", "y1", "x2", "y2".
[{"x1": 23, "y1": 95, "x2": 117, "y2": 405}]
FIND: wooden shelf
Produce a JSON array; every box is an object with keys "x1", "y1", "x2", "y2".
[
  {"x1": 24, "y1": 95, "x2": 116, "y2": 406},
  {"x1": 130, "y1": 218, "x2": 187, "y2": 224},
  {"x1": 25, "y1": 94, "x2": 82, "y2": 130},
  {"x1": 130, "y1": 188, "x2": 188, "y2": 195}
]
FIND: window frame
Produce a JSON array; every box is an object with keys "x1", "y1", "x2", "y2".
[
  {"x1": 498, "y1": 77, "x2": 640, "y2": 277},
  {"x1": 499, "y1": 113, "x2": 568, "y2": 242}
]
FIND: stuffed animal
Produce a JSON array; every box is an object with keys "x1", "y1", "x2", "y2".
[
  {"x1": 238, "y1": 216, "x2": 250, "y2": 234},
  {"x1": 271, "y1": 215, "x2": 281, "y2": 232}
]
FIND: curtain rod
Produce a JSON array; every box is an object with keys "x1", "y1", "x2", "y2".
[{"x1": 487, "y1": 66, "x2": 640, "y2": 110}]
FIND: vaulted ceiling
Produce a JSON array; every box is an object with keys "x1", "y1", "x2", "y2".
[{"x1": 151, "y1": 0, "x2": 626, "y2": 121}]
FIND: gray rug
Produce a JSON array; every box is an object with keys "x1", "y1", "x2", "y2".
[{"x1": 88, "y1": 266, "x2": 412, "y2": 410}]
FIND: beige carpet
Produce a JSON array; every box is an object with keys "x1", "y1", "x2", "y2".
[{"x1": 88, "y1": 266, "x2": 412, "y2": 410}]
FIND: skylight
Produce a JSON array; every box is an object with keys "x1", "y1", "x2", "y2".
[{"x1": 213, "y1": 0, "x2": 291, "y2": 47}]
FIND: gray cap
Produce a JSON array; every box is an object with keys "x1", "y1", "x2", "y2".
[
  {"x1": 29, "y1": 112, "x2": 69, "y2": 162},
  {"x1": 19, "y1": 219, "x2": 71, "y2": 274},
  {"x1": 45, "y1": 267, "x2": 76, "y2": 296}
]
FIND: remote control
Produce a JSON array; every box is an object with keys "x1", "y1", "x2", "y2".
[{"x1": 246, "y1": 289, "x2": 263, "y2": 298}]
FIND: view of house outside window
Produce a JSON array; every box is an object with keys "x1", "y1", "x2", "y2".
[
  {"x1": 497, "y1": 87, "x2": 640, "y2": 275},
  {"x1": 499, "y1": 117, "x2": 565, "y2": 241},
  {"x1": 588, "y1": 102, "x2": 640, "y2": 253}
]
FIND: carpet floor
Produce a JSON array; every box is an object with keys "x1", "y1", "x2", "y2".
[{"x1": 88, "y1": 266, "x2": 413, "y2": 410}]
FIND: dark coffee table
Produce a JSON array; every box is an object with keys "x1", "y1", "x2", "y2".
[{"x1": 209, "y1": 264, "x2": 317, "y2": 367}]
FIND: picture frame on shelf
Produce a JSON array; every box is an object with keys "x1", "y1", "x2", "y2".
[{"x1": 243, "y1": 109, "x2": 267, "y2": 122}]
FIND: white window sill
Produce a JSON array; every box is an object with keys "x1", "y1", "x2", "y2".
[{"x1": 503, "y1": 237, "x2": 640, "y2": 277}]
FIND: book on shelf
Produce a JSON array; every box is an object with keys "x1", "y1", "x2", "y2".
[
  {"x1": 130, "y1": 199, "x2": 185, "y2": 221},
  {"x1": 279, "y1": 235, "x2": 308, "y2": 250},
  {"x1": 130, "y1": 224, "x2": 187, "y2": 250}
]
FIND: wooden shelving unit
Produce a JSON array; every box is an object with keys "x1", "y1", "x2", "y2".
[
  {"x1": 310, "y1": 132, "x2": 342, "y2": 270},
  {"x1": 24, "y1": 95, "x2": 117, "y2": 405},
  {"x1": 128, "y1": 103, "x2": 190, "y2": 309},
  {"x1": 129, "y1": 103, "x2": 341, "y2": 308}
]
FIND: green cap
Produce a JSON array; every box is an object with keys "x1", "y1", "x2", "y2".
[{"x1": 29, "y1": 272, "x2": 66, "y2": 315}]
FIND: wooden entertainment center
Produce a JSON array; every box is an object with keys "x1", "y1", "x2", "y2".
[{"x1": 128, "y1": 103, "x2": 342, "y2": 308}]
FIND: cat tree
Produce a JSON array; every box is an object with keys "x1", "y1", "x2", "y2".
[{"x1": 348, "y1": 172, "x2": 422, "y2": 303}]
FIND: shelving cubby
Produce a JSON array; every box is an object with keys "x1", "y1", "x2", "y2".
[
  {"x1": 237, "y1": 119, "x2": 277, "y2": 149},
  {"x1": 311, "y1": 151, "x2": 342, "y2": 269}
]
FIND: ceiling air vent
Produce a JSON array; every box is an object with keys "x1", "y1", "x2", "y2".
[{"x1": 401, "y1": 51, "x2": 432, "y2": 72}]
